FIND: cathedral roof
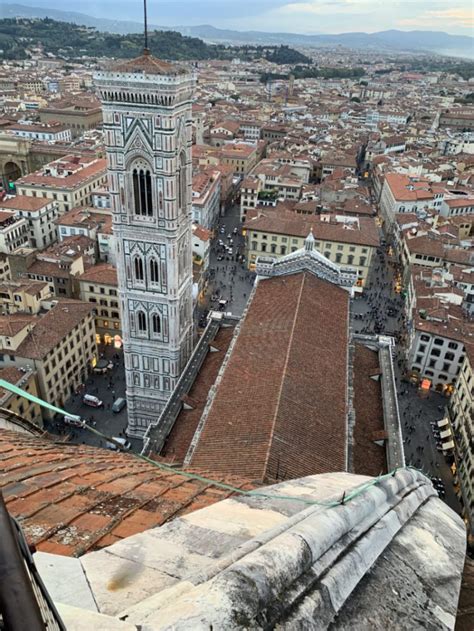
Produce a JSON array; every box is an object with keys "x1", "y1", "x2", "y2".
[
  {"x1": 0, "y1": 428, "x2": 254, "y2": 557},
  {"x1": 112, "y1": 50, "x2": 186, "y2": 76}
]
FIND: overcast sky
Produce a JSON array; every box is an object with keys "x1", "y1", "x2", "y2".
[{"x1": 18, "y1": 1, "x2": 474, "y2": 35}]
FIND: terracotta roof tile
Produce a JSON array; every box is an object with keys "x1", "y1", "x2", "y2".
[
  {"x1": 0, "y1": 428, "x2": 253, "y2": 557},
  {"x1": 162, "y1": 326, "x2": 235, "y2": 463},
  {"x1": 190, "y1": 272, "x2": 350, "y2": 482},
  {"x1": 352, "y1": 343, "x2": 387, "y2": 477},
  {"x1": 112, "y1": 52, "x2": 185, "y2": 76}
]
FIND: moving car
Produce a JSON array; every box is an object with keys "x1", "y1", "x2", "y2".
[
  {"x1": 83, "y1": 394, "x2": 103, "y2": 408},
  {"x1": 63, "y1": 415, "x2": 84, "y2": 427}
]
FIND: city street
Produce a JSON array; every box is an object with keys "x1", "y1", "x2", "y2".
[
  {"x1": 352, "y1": 243, "x2": 461, "y2": 515},
  {"x1": 196, "y1": 203, "x2": 255, "y2": 320},
  {"x1": 43, "y1": 344, "x2": 141, "y2": 451}
]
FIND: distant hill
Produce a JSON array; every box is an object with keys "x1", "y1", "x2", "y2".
[
  {"x1": 1, "y1": 4, "x2": 473, "y2": 57},
  {"x1": 0, "y1": 17, "x2": 312, "y2": 66}
]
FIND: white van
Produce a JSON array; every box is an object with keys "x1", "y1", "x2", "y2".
[
  {"x1": 105, "y1": 437, "x2": 131, "y2": 451},
  {"x1": 83, "y1": 394, "x2": 103, "y2": 408},
  {"x1": 63, "y1": 415, "x2": 84, "y2": 428}
]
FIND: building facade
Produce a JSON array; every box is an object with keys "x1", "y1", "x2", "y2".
[
  {"x1": 95, "y1": 52, "x2": 195, "y2": 437},
  {"x1": 78, "y1": 263, "x2": 121, "y2": 346},
  {"x1": 448, "y1": 345, "x2": 474, "y2": 541}
]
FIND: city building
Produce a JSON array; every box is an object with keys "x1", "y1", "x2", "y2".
[
  {"x1": 0, "y1": 210, "x2": 29, "y2": 254},
  {"x1": 191, "y1": 169, "x2": 221, "y2": 229},
  {"x1": 439, "y1": 108, "x2": 474, "y2": 132},
  {"x1": 191, "y1": 224, "x2": 211, "y2": 270},
  {"x1": 240, "y1": 175, "x2": 261, "y2": 221},
  {"x1": 95, "y1": 50, "x2": 195, "y2": 437},
  {"x1": 0, "y1": 366, "x2": 42, "y2": 425},
  {"x1": 77, "y1": 263, "x2": 121, "y2": 346},
  {"x1": 380, "y1": 172, "x2": 444, "y2": 224},
  {"x1": 0, "y1": 299, "x2": 97, "y2": 417},
  {"x1": 408, "y1": 299, "x2": 473, "y2": 391},
  {"x1": 448, "y1": 344, "x2": 474, "y2": 544},
  {"x1": 0, "y1": 279, "x2": 51, "y2": 314},
  {"x1": 245, "y1": 209, "x2": 379, "y2": 290},
  {"x1": 10, "y1": 236, "x2": 93, "y2": 298},
  {"x1": 38, "y1": 97, "x2": 103, "y2": 138},
  {"x1": 0, "y1": 195, "x2": 59, "y2": 249},
  {"x1": 7, "y1": 121, "x2": 72, "y2": 143},
  {"x1": 219, "y1": 142, "x2": 258, "y2": 176},
  {"x1": 15, "y1": 154, "x2": 108, "y2": 214}
]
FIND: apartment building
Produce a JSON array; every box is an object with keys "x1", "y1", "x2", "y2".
[
  {"x1": 439, "y1": 109, "x2": 474, "y2": 132},
  {"x1": 240, "y1": 176, "x2": 261, "y2": 221},
  {"x1": 380, "y1": 173, "x2": 444, "y2": 224},
  {"x1": 77, "y1": 264, "x2": 121, "y2": 346},
  {"x1": 0, "y1": 300, "x2": 97, "y2": 417},
  {"x1": 219, "y1": 143, "x2": 258, "y2": 177},
  {"x1": 9, "y1": 237, "x2": 91, "y2": 298},
  {"x1": 0, "y1": 255, "x2": 10, "y2": 282},
  {"x1": 448, "y1": 345, "x2": 474, "y2": 538},
  {"x1": 191, "y1": 224, "x2": 212, "y2": 270},
  {"x1": 408, "y1": 303, "x2": 472, "y2": 391},
  {"x1": 7, "y1": 122, "x2": 71, "y2": 143},
  {"x1": 0, "y1": 195, "x2": 59, "y2": 249},
  {"x1": 38, "y1": 97, "x2": 102, "y2": 138},
  {"x1": 0, "y1": 366, "x2": 42, "y2": 426},
  {"x1": 191, "y1": 170, "x2": 221, "y2": 229},
  {"x1": 0, "y1": 211, "x2": 29, "y2": 254},
  {"x1": 245, "y1": 209, "x2": 379, "y2": 289},
  {"x1": 0, "y1": 280, "x2": 51, "y2": 314},
  {"x1": 15, "y1": 154, "x2": 108, "y2": 214}
]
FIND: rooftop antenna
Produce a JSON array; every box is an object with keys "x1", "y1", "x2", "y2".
[{"x1": 143, "y1": 0, "x2": 149, "y2": 54}]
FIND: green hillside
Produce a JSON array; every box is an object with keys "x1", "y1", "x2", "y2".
[{"x1": 0, "y1": 18, "x2": 312, "y2": 65}]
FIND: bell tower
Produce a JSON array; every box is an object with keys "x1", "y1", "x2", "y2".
[{"x1": 95, "y1": 51, "x2": 195, "y2": 437}]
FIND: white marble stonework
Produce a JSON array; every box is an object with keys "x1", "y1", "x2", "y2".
[{"x1": 94, "y1": 58, "x2": 196, "y2": 437}]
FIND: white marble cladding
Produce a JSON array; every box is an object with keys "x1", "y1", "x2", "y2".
[{"x1": 95, "y1": 63, "x2": 195, "y2": 438}]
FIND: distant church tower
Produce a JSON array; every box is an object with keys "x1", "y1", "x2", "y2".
[{"x1": 94, "y1": 50, "x2": 195, "y2": 437}]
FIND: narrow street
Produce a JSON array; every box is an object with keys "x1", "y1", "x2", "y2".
[
  {"x1": 352, "y1": 241, "x2": 461, "y2": 516},
  {"x1": 196, "y1": 203, "x2": 255, "y2": 320}
]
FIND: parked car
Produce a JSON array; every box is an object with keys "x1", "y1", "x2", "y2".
[
  {"x1": 83, "y1": 394, "x2": 103, "y2": 408},
  {"x1": 106, "y1": 437, "x2": 131, "y2": 451},
  {"x1": 112, "y1": 398, "x2": 127, "y2": 413}
]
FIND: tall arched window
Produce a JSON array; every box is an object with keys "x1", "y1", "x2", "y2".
[
  {"x1": 177, "y1": 151, "x2": 187, "y2": 214},
  {"x1": 149, "y1": 258, "x2": 159, "y2": 284},
  {"x1": 152, "y1": 313, "x2": 161, "y2": 334},
  {"x1": 132, "y1": 161, "x2": 153, "y2": 216},
  {"x1": 134, "y1": 256, "x2": 144, "y2": 281},
  {"x1": 137, "y1": 311, "x2": 147, "y2": 332}
]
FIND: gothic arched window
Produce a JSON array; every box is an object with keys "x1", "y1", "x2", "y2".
[
  {"x1": 149, "y1": 258, "x2": 159, "y2": 284},
  {"x1": 137, "y1": 310, "x2": 147, "y2": 332},
  {"x1": 177, "y1": 151, "x2": 187, "y2": 214},
  {"x1": 134, "y1": 256, "x2": 144, "y2": 281},
  {"x1": 152, "y1": 313, "x2": 161, "y2": 334},
  {"x1": 132, "y1": 161, "x2": 153, "y2": 217}
]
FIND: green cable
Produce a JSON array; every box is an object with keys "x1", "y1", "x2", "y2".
[{"x1": 0, "y1": 379, "x2": 425, "y2": 508}]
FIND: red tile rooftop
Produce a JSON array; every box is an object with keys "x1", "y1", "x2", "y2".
[
  {"x1": 0, "y1": 428, "x2": 254, "y2": 557},
  {"x1": 190, "y1": 272, "x2": 350, "y2": 482}
]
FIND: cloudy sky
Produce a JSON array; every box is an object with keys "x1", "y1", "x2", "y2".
[{"x1": 20, "y1": 0, "x2": 474, "y2": 34}]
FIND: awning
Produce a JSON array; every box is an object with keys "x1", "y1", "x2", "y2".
[
  {"x1": 442, "y1": 440, "x2": 455, "y2": 450},
  {"x1": 440, "y1": 429, "x2": 452, "y2": 439},
  {"x1": 438, "y1": 418, "x2": 449, "y2": 428}
]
